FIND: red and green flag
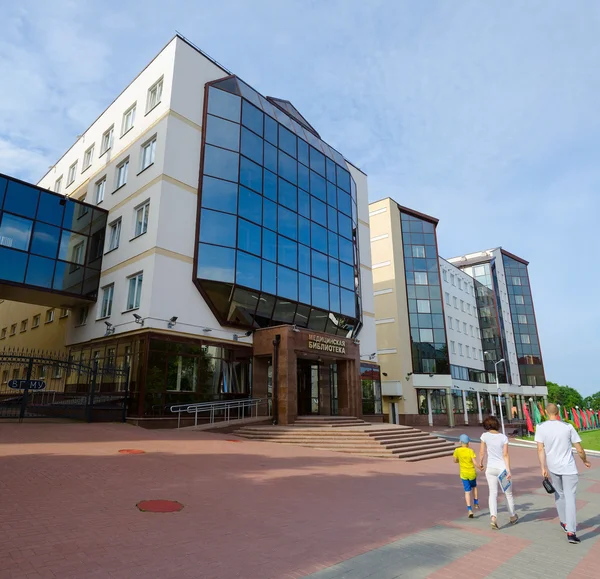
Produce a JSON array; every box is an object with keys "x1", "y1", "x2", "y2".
[
  {"x1": 538, "y1": 402, "x2": 546, "y2": 419},
  {"x1": 523, "y1": 403, "x2": 534, "y2": 433},
  {"x1": 580, "y1": 409, "x2": 588, "y2": 429},
  {"x1": 571, "y1": 408, "x2": 581, "y2": 430},
  {"x1": 533, "y1": 403, "x2": 542, "y2": 425},
  {"x1": 564, "y1": 407, "x2": 569, "y2": 421}
]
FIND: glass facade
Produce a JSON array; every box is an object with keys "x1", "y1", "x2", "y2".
[
  {"x1": 400, "y1": 211, "x2": 449, "y2": 374},
  {"x1": 0, "y1": 173, "x2": 107, "y2": 301},
  {"x1": 360, "y1": 363, "x2": 382, "y2": 414},
  {"x1": 195, "y1": 76, "x2": 361, "y2": 337}
]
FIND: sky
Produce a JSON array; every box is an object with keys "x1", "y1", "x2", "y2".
[{"x1": 1, "y1": 0, "x2": 599, "y2": 396}]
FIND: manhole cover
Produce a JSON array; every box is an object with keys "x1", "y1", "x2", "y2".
[
  {"x1": 118, "y1": 449, "x2": 146, "y2": 454},
  {"x1": 136, "y1": 500, "x2": 184, "y2": 513}
]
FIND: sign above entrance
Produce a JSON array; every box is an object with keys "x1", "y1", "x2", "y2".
[
  {"x1": 8, "y1": 380, "x2": 46, "y2": 391},
  {"x1": 308, "y1": 334, "x2": 347, "y2": 355}
]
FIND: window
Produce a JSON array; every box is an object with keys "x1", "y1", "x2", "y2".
[
  {"x1": 467, "y1": 348, "x2": 471, "y2": 358},
  {"x1": 107, "y1": 219, "x2": 121, "y2": 251},
  {"x1": 53, "y1": 364, "x2": 62, "y2": 379},
  {"x1": 67, "y1": 162, "x2": 78, "y2": 186},
  {"x1": 457, "y1": 323, "x2": 461, "y2": 333},
  {"x1": 447, "y1": 316, "x2": 453, "y2": 329},
  {"x1": 2, "y1": 370, "x2": 7, "y2": 382},
  {"x1": 512, "y1": 277, "x2": 522, "y2": 286},
  {"x1": 479, "y1": 350, "x2": 483, "y2": 360},
  {"x1": 38, "y1": 365, "x2": 47, "y2": 379},
  {"x1": 463, "y1": 322, "x2": 467, "y2": 333},
  {"x1": 518, "y1": 314, "x2": 527, "y2": 324},
  {"x1": 458, "y1": 279, "x2": 462, "y2": 290},
  {"x1": 72, "y1": 242, "x2": 85, "y2": 265},
  {"x1": 126, "y1": 273, "x2": 143, "y2": 310},
  {"x1": 83, "y1": 145, "x2": 94, "y2": 171},
  {"x1": 472, "y1": 347, "x2": 476, "y2": 358},
  {"x1": 122, "y1": 104, "x2": 136, "y2": 135},
  {"x1": 146, "y1": 78, "x2": 163, "y2": 112},
  {"x1": 45, "y1": 310, "x2": 54, "y2": 323},
  {"x1": 140, "y1": 138, "x2": 156, "y2": 171},
  {"x1": 458, "y1": 343, "x2": 463, "y2": 356},
  {"x1": 453, "y1": 296, "x2": 458, "y2": 308},
  {"x1": 95, "y1": 177, "x2": 106, "y2": 204},
  {"x1": 60, "y1": 309, "x2": 69, "y2": 318},
  {"x1": 445, "y1": 292, "x2": 450, "y2": 305},
  {"x1": 412, "y1": 245, "x2": 425, "y2": 258},
  {"x1": 442, "y1": 269, "x2": 447, "y2": 281},
  {"x1": 100, "y1": 284, "x2": 114, "y2": 318},
  {"x1": 414, "y1": 271, "x2": 428, "y2": 285},
  {"x1": 527, "y1": 375, "x2": 537, "y2": 386},
  {"x1": 54, "y1": 176, "x2": 63, "y2": 193},
  {"x1": 10, "y1": 324, "x2": 17, "y2": 335},
  {"x1": 416, "y1": 300, "x2": 431, "y2": 313},
  {"x1": 460, "y1": 300, "x2": 465, "y2": 312},
  {"x1": 116, "y1": 158, "x2": 129, "y2": 189},
  {"x1": 420, "y1": 329, "x2": 434, "y2": 342},
  {"x1": 450, "y1": 341, "x2": 456, "y2": 354},
  {"x1": 516, "y1": 295, "x2": 525, "y2": 305},
  {"x1": 450, "y1": 274, "x2": 455, "y2": 286},
  {"x1": 77, "y1": 306, "x2": 88, "y2": 326},
  {"x1": 20, "y1": 320, "x2": 27, "y2": 332},
  {"x1": 470, "y1": 325, "x2": 474, "y2": 337},
  {"x1": 467, "y1": 304, "x2": 471, "y2": 315},
  {"x1": 101, "y1": 126, "x2": 114, "y2": 154},
  {"x1": 521, "y1": 334, "x2": 531, "y2": 344},
  {"x1": 32, "y1": 315, "x2": 40, "y2": 328},
  {"x1": 134, "y1": 202, "x2": 149, "y2": 237}
]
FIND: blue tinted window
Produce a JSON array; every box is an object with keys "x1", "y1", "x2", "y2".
[
  {"x1": 201, "y1": 176, "x2": 237, "y2": 214},
  {"x1": 326, "y1": 158, "x2": 336, "y2": 184},
  {"x1": 327, "y1": 206, "x2": 338, "y2": 233},
  {"x1": 30, "y1": 222, "x2": 60, "y2": 259},
  {"x1": 297, "y1": 139, "x2": 309, "y2": 166},
  {"x1": 278, "y1": 236, "x2": 297, "y2": 269},
  {"x1": 0, "y1": 213, "x2": 33, "y2": 251},
  {"x1": 238, "y1": 219, "x2": 261, "y2": 256},
  {"x1": 264, "y1": 142, "x2": 278, "y2": 174},
  {"x1": 310, "y1": 171, "x2": 326, "y2": 201},
  {"x1": 239, "y1": 187, "x2": 262, "y2": 225},
  {"x1": 423, "y1": 221, "x2": 435, "y2": 234},
  {"x1": 310, "y1": 222, "x2": 327, "y2": 253},
  {"x1": 205, "y1": 114, "x2": 240, "y2": 151},
  {"x1": 208, "y1": 87, "x2": 241, "y2": 122},
  {"x1": 298, "y1": 244, "x2": 311, "y2": 274},
  {"x1": 0, "y1": 176, "x2": 5, "y2": 208},
  {"x1": 263, "y1": 228, "x2": 276, "y2": 261},
  {"x1": 338, "y1": 190, "x2": 352, "y2": 216},
  {"x1": 309, "y1": 146, "x2": 325, "y2": 176},
  {"x1": 339, "y1": 237, "x2": 354, "y2": 264},
  {"x1": 299, "y1": 273, "x2": 311, "y2": 304},
  {"x1": 25, "y1": 255, "x2": 54, "y2": 288},
  {"x1": 242, "y1": 100, "x2": 263, "y2": 136},
  {"x1": 298, "y1": 189, "x2": 310, "y2": 218},
  {"x1": 199, "y1": 209, "x2": 236, "y2": 247},
  {"x1": 278, "y1": 151, "x2": 297, "y2": 185},
  {"x1": 326, "y1": 181, "x2": 337, "y2": 207},
  {"x1": 37, "y1": 193, "x2": 65, "y2": 227},
  {"x1": 298, "y1": 216, "x2": 310, "y2": 246},
  {"x1": 338, "y1": 213, "x2": 352, "y2": 239},
  {"x1": 241, "y1": 127, "x2": 263, "y2": 164},
  {"x1": 340, "y1": 289, "x2": 355, "y2": 316},
  {"x1": 236, "y1": 251, "x2": 261, "y2": 288},
  {"x1": 279, "y1": 126, "x2": 297, "y2": 157},
  {"x1": 327, "y1": 231, "x2": 339, "y2": 258},
  {"x1": 336, "y1": 166, "x2": 351, "y2": 192},
  {"x1": 312, "y1": 250, "x2": 328, "y2": 281},
  {"x1": 240, "y1": 157, "x2": 262, "y2": 193},
  {"x1": 197, "y1": 243, "x2": 235, "y2": 282},
  {"x1": 340, "y1": 262, "x2": 354, "y2": 289},
  {"x1": 265, "y1": 116, "x2": 278, "y2": 145},
  {"x1": 329, "y1": 285, "x2": 340, "y2": 313},
  {"x1": 278, "y1": 266, "x2": 298, "y2": 301},
  {"x1": 264, "y1": 169, "x2": 277, "y2": 201},
  {"x1": 298, "y1": 163, "x2": 309, "y2": 192},
  {"x1": 312, "y1": 278, "x2": 329, "y2": 310},
  {"x1": 278, "y1": 206, "x2": 297, "y2": 240},
  {"x1": 204, "y1": 145, "x2": 239, "y2": 182},
  {"x1": 278, "y1": 179, "x2": 297, "y2": 211},
  {"x1": 329, "y1": 258, "x2": 339, "y2": 285},
  {"x1": 311, "y1": 197, "x2": 326, "y2": 224},
  {"x1": 262, "y1": 259, "x2": 276, "y2": 293},
  {"x1": 4, "y1": 181, "x2": 39, "y2": 219},
  {"x1": 0, "y1": 247, "x2": 27, "y2": 283},
  {"x1": 263, "y1": 199, "x2": 277, "y2": 231}
]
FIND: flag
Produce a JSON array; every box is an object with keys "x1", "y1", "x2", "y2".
[
  {"x1": 523, "y1": 403, "x2": 534, "y2": 433},
  {"x1": 564, "y1": 406, "x2": 569, "y2": 421},
  {"x1": 538, "y1": 402, "x2": 546, "y2": 418},
  {"x1": 580, "y1": 409, "x2": 588, "y2": 429},
  {"x1": 557, "y1": 408, "x2": 562, "y2": 421},
  {"x1": 533, "y1": 403, "x2": 542, "y2": 425},
  {"x1": 571, "y1": 408, "x2": 581, "y2": 430}
]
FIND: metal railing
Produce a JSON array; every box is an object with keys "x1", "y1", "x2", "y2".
[{"x1": 170, "y1": 398, "x2": 267, "y2": 428}]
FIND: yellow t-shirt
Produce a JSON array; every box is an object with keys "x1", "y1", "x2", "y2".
[{"x1": 454, "y1": 446, "x2": 477, "y2": 480}]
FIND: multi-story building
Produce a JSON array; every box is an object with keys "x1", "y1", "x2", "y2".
[
  {"x1": 369, "y1": 198, "x2": 547, "y2": 426},
  {"x1": 0, "y1": 34, "x2": 379, "y2": 424}
]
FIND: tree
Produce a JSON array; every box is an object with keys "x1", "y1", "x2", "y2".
[
  {"x1": 583, "y1": 392, "x2": 600, "y2": 411},
  {"x1": 546, "y1": 381, "x2": 584, "y2": 409}
]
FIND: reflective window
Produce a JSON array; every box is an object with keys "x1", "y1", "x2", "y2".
[
  {"x1": 279, "y1": 126, "x2": 296, "y2": 157},
  {"x1": 298, "y1": 216, "x2": 310, "y2": 246},
  {"x1": 327, "y1": 206, "x2": 338, "y2": 233},
  {"x1": 201, "y1": 176, "x2": 237, "y2": 214},
  {"x1": 264, "y1": 143, "x2": 278, "y2": 174},
  {"x1": 199, "y1": 210, "x2": 236, "y2": 247},
  {"x1": 340, "y1": 262, "x2": 354, "y2": 290},
  {"x1": 30, "y1": 222, "x2": 60, "y2": 259},
  {"x1": 278, "y1": 179, "x2": 297, "y2": 211},
  {"x1": 327, "y1": 231, "x2": 339, "y2": 259},
  {"x1": 329, "y1": 285, "x2": 340, "y2": 313},
  {"x1": 298, "y1": 189, "x2": 310, "y2": 218},
  {"x1": 197, "y1": 244, "x2": 235, "y2": 282},
  {"x1": 239, "y1": 187, "x2": 262, "y2": 225},
  {"x1": 0, "y1": 247, "x2": 27, "y2": 282},
  {"x1": 309, "y1": 147, "x2": 325, "y2": 176},
  {"x1": 206, "y1": 115, "x2": 240, "y2": 152},
  {"x1": 236, "y1": 251, "x2": 261, "y2": 288},
  {"x1": 327, "y1": 181, "x2": 337, "y2": 207},
  {"x1": 278, "y1": 206, "x2": 297, "y2": 240},
  {"x1": 240, "y1": 127, "x2": 262, "y2": 163},
  {"x1": 278, "y1": 236, "x2": 297, "y2": 269},
  {"x1": 297, "y1": 139, "x2": 309, "y2": 166},
  {"x1": 312, "y1": 278, "x2": 329, "y2": 309},
  {"x1": 311, "y1": 197, "x2": 326, "y2": 224},
  {"x1": 298, "y1": 244, "x2": 311, "y2": 274},
  {"x1": 261, "y1": 260, "x2": 277, "y2": 294},
  {"x1": 208, "y1": 87, "x2": 241, "y2": 122},
  {"x1": 4, "y1": 181, "x2": 39, "y2": 219},
  {"x1": 36, "y1": 194, "x2": 64, "y2": 227},
  {"x1": 242, "y1": 100, "x2": 264, "y2": 136},
  {"x1": 311, "y1": 222, "x2": 327, "y2": 253},
  {"x1": 277, "y1": 266, "x2": 297, "y2": 300},
  {"x1": 204, "y1": 145, "x2": 239, "y2": 182},
  {"x1": 298, "y1": 163, "x2": 310, "y2": 191},
  {"x1": 264, "y1": 168, "x2": 277, "y2": 200},
  {"x1": 264, "y1": 116, "x2": 278, "y2": 145},
  {"x1": 329, "y1": 258, "x2": 339, "y2": 286},
  {"x1": 262, "y1": 228, "x2": 277, "y2": 262},
  {"x1": 0, "y1": 213, "x2": 33, "y2": 251},
  {"x1": 299, "y1": 274, "x2": 311, "y2": 304},
  {"x1": 278, "y1": 151, "x2": 297, "y2": 185},
  {"x1": 340, "y1": 289, "x2": 355, "y2": 317},
  {"x1": 238, "y1": 219, "x2": 261, "y2": 256},
  {"x1": 263, "y1": 199, "x2": 277, "y2": 231},
  {"x1": 310, "y1": 171, "x2": 326, "y2": 201},
  {"x1": 339, "y1": 237, "x2": 353, "y2": 265},
  {"x1": 311, "y1": 250, "x2": 328, "y2": 281},
  {"x1": 240, "y1": 157, "x2": 263, "y2": 193}
]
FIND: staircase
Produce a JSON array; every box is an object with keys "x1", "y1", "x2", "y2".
[{"x1": 234, "y1": 418, "x2": 455, "y2": 462}]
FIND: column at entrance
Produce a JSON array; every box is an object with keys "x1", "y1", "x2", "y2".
[
  {"x1": 318, "y1": 362, "x2": 332, "y2": 416},
  {"x1": 337, "y1": 359, "x2": 362, "y2": 418},
  {"x1": 251, "y1": 356, "x2": 271, "y2": 417}
]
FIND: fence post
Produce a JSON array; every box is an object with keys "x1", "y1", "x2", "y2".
[
  {"x1": 19, "y1": 358, "x2": 34, "y2": 423},
  {"x1": 87, "y1": 360, "x2": 98, "y2": 423},
  {"x1": 121, "y1": 365, "x2": 130, "y2": 423}
]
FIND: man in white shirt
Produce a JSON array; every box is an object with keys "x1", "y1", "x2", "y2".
[{"x1": 535, "y1": 403, "x2": 591, "y2": 544}]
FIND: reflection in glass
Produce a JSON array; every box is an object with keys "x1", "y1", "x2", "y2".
[
  {"x1": 0, "y1": 247, "x2": 27, "y2": 283},
  {"x1": 3, "y1": 181, "x2": 39, "y2": 219},
  {"x1": 197, "y1": 244, "x2": 235, "y2": 283},
  {"x1": 0, "y1": 213, "x2": 33, "y2": 251},
  {"x1": 25, "y1": 255, "x2": 55, "y2": 288}
]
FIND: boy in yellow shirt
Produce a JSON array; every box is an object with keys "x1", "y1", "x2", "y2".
[{"x1": 453, "y1": 434, "x2": 483, "y2": 518}]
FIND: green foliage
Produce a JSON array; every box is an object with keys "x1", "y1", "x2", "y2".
[
  {"x1": 546, "y1": 381, "x2": 584, "y2": 409},
  {"x1": 565, "y1": 419, "x2": 579, "y2": 432},
  {"x1": 583, "y1": 392, "x2": 600, "y2": 411}
]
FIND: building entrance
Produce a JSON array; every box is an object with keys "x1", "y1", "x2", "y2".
[{"x1": 297, "y1": 359, "x2": 319, "y2": 415}]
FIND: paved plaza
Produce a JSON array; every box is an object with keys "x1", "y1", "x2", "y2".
[{"x1": 0, "y1": 421, "x2": 598, "y2": 579}]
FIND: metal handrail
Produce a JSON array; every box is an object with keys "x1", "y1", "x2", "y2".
[{"x1": 170, "y1": 398, "x2": 266, "y2": 428}]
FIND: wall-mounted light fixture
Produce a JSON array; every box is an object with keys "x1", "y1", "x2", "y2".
[
  {"x1": 133, "y1": 314, "x2": 144, "y2": 326},
  {"x1": 104, "y1": 321, "x2": 115, "y2": 336},
  {"x1": 167, "y1": 316, "x2": 178, "y2": 329}
]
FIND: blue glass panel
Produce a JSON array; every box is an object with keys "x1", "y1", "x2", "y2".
[
  {"x1": 199, "y1": 209, "x2": 236, "y2": 247},
  {"x1": 298, "y1": 244, "x2": 311, "y2": 274},
  {"x1": 0, "y1": 176, "x2": 5, "y2": 208},
  {"x1": 310, "y1": 222, "x2": 327, "y2": 253},
  {"x1": 278, "y1": 206, "x2": 297, "y2": 240},
  {"x1": 311, "y1": 197, "x2": 326, "y2": 225},
  {"x1": 25, "y1": 255, "x2": 54, "y2": 288},
  {"x1": 327, "y1": 206, "x2": 338, "y2": 233},
  {"x1": 311, "y1": 250, "x2": 328, "y2": 281},
  {"x1": 277, "y1": 266, "x2": 298, "y2": 301},
  {"x1": 0, "y1": 213, "x2": 33, "y2": 251},
  {"x1": 241, "y1": 99, "x2": 263, "y2": 136},
  {"x1": 197, "y1": 243, "x2": 235, "y2": 282},
  {"x1": 326, "y1": 158, "x2": 336, "y2": 184},
  {"x1": 409, "y1": 220, "x2": 423, "y2": 233},
  {"x1": 0, "y1": 247, "x2": 27, "y2": 283},
  {"x1": 239, "y1": 187, "x2": 262, "y2": 225},
  {"x1": 201, "y1": 176, "x2": 237, "y2": 214},
  {"x1": 263, "y1": 199, "x2": 277, "y2": 231},
  {"x1": 4, "y1": 181, "x2": 39, "y2": 219},
  {"x1": 278, "y1": 236, "x2": 297, "y2": 269},
  {"x1": 264, "y1": 115, "x2": 278, "y2": 145},
  {"x1": 423, "y1": 221, "x2": 435, "y2": 234},
  {"x1": 424, "y1": 233, "x2": 436, "y2": 246},
  {"x1": 312, "y1": 278, "x2": 329, "y2": 310},
  {"x1": 236, "y1": 251, "x2": 261, "y2": 289},
  {"x1": 297, "y1": 139, "x2": 309, "y2": 166},
  {"x1": 278, "y1": 178, "x2": 297, "y2": 211},
  {"x1": 338, "y1": 213, "x2": 352, "y2": 240},
  {"x1": 208, "y1": 87, "x2": 241, "y2": 122},
  {"x1": 299, "y1": 273, "x2": 311, "y2": 304},
  {"x1": 263, "y1": 228, "x2": 276, "y2": 261},
  {"x1": 329, "y1": 258, "x2": 339, "y2": 285},
  {"x1": 329, "y1": 285, "x2": 340, "y2": 313},
  {"x1": 240, "y1": 157, "x2": 263, "y2": 193},
  {"x1": 338, "y1": 190, "x2": 352, "y2": 216},
  {"x1": 264, "y1": 142, "x2": 278, "y2": 174},
  {"x1": 298, "y1": 216, "x2": 310, "y2": 246},
  {"x1": 238, "y1": 219, "x2": 261, "y2": 256},
  {"x1": 309, "y1": 146, "x2": 326, "y2": 176},
  {"x1": 241, "y1": 127, "x2": 263, "y2": 164},
  {"x1": 52, "y1": 260, "x2": 83, "y2": 293},
  {"x1": 339, "y1": 237, "x2": 354, "y2": 264},
  {"x1": 326, "y1": 181, "x2": 337, "y2": 207},
  {"x1": 37, "y1": 193, "x2": 64, "y2": 227},
  {"x1": 336, "y1": 166, "x2": 351, "y2": 192},
  {"x1": 298, "y1": 163, "x2": 309, "y2": 192},
  {"x1": 263, "y1": 169, "x2": 277, "y2": 201},
  {"x1": 310, "y1": 171, "x2": 326, "y2": 201},
  {"x1": 340, "y1": 262, "x2": 354, "y2": 289},
  {"x1": 204, "y1": 145, "x2": 239, "y2": 182},
  {"x1": 30, "y1": 222, "x2": 60, "y2": 259},
  {"x1": 278, "y1": 151, "x2": 297, "y2": 185},
  {"x1": 262, "y1": 260, "x2": 277, "y2": 294},
  {"x1": 298, "y1": 189, "x2": 310, "y2": 218},
  {"x1": 279, "y1": 126, "x2": 297, "y2": 157},
  {"x1": 205, "y1": 114, "x2": 240, "y2": 151},
  {"x1": 413, "y1": 258, "x2": 427, "y2": 271},
  {"x1": 340, "y1": 288, "x2": 355, "y2": 317},
  {"x1": 328, "y1": 231, "x2": 339, "y2": 258}
]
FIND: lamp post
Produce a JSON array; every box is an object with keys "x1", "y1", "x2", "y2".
[{"x1": 494, "y1": 358, "x2": 506, "y2": 436}]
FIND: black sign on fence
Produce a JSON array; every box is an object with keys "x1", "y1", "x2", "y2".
[{"x1": 8, "y1": 380, "x2": 46, "y2": 391}]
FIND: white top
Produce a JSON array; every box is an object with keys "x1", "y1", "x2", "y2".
[
  {"x1": 534, "y1": 420, "x2": 582, "y2": 475},
  {"x1": 481, "y1": 431, "x2": 509, "y2": 470}
]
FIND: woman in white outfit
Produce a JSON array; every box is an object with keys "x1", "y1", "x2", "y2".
[{"x1": 479, "y1": 415, "x2": 518, "y2": 529}]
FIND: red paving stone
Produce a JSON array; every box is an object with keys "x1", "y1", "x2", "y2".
[{"x1": 0, "y1": 421, "x2": 578, "y2": 579}]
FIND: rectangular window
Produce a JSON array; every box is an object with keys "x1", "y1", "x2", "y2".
[
  {"x1": 53, "y1": 364, "x2": 62, "y2": 379},
  {"x1": 38, "y1": 365, "x2": 47, "y2": 379},
  {"x1": 457, "y1": 323, "x2": 461, "y2": 333},
  {"x1": 67, "y1": 162, "x2": 78, "y2": 186},
  {"x1": 516, "y1": 295, "x2": 525, "y2": 305},
  {"x1": 45, "y1": 310, "x2": 54, "y2": 323},
  {"x1": 527, "y1": 375, "x2": 537, "y2": 386},
  {"x1": 122, "y1": 104, "x2": 136, "y2": 135},
  {"x1": 2, "y1": 370, "x2": 7, "y2": 382},
  {"x1": 0, "y1": 328, "x2": 6, "y2": 339},
  {"x1": 83, "y1": 145, "x2": 94, "y2": 171},
  {"x1": 414, "y1": 271, "x2": 428, "y2": 285},
  {"x1": 100, "y1": 284, "x2": 114, "y2": 318},
  {"x1": 126, "y1": 272, "x2": 143, "y2": 310},
  {"x1": 453, "y1": 296, "x2": 458, "y2": 308},
  {"x1": 466, "y1": 348, "x2": 471, "y2": 358},
  {"x1": 463, "y1": 322, "x2": 467, "y2": 334},
  {"x1": 95, "y1": 177, "x2": 106, "y2": 204},
  {"x1": 32, "y1": 315, "x2": 40, "y2": 328},
  {"x1": 77, "y1": 307, "x2": 88, "y2": 326},
  {"x1": 521, "y1": 334, "x2": 531, "y2": 344},
  {"x1": 412, "y1": 245, "x2": 425, "y2": 258},
  {"x1": 107, "y1": 219, "x2": 121, "y2": 251},
  {"x1": 450, "y1": 274, "x2": 455, "y2": 286},
  {"x1": 512, "y1": 277, "x2": 522, "y2": 286},
  {"x1": 450, "y1": 341, "x2": 456, "y2": 354},
  {"x1": 419, "y1": 328, "x2": 434, "y2": 343},
  {"x1": 134, "y1": 202, "x2": 149, "y2": 238},
  {"x1": 470, "y1": 325, "x2": 474, "y2": 337},
  {"x1": 445, "y1": 292, "x2": 450, "y2": 305},
  {"x1": 442, "y1": 270, "x2": 447, "y2": 281},
  {"x1": 467, "y1": 304, "x2": 471, "y2": 315},
  {"x1": 447, "y1": 316, "x2": 453, "y2": 329},
  {"x1": 101, "y1": 126, "x2": 114, "y2": 154},
  {"x1": 72, "y1": 242, "x2": 85, "y2": 265},
  {"x1": 10, "y1": 324, "x2": 16, "y2": 336},
  {"x1": 60, "y1": 309, "x2": 69, "y2": 318},
  {"x1": 518, "y1": 314, "x2": 527, "y2": 324},
  {"x1": 460, "y1": 300, "x2": 465, "y2": 312},
  {"x1": 458, "y1": 279, "x2": 462, "y2": 290},
  {"x1": 20, "y1": 320, "x2": 27, "y2": 332},
  {"x1": 146, "y1": 78, "x2": 163, "y2": 112},
  {"x1": 458, "y1": 343, "x2": 463, "y2": 356},
  {"x1": 479, "y1": 350, "x2": 483, "y2": 360},
  {"x1": 140, "y1": 138, "x2": 156, "y2": 171},
  {"x1": 472, "y1": 347, "x2": 476, "y2": 358},
  {"x1": 416, "y1": 300, "x2": 431, "y2": 313},
  {"x1": 54, "y1": 176, "x2": 63, "y2": 193},
  {"x1": 116, "y1": 158, "x2": 129, "y2": 189}
]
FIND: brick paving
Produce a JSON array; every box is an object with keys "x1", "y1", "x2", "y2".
[{"x1": 0, "y1": 421, "x2": 598, "y2": 579}]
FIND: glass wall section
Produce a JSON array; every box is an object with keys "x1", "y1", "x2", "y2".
[
  {"x1": 502, "y1": 254, "x2": 546, "y2": 386},
  {"x1": 0, "y1": 173, "x2": 107, "y2": 302},
  {"x1": 196, "y1": 77, "x2": 361, "y2": 337},
  {"x1": 490, "y1": 259, "x2": 513, "y2": 381},
  {"x1": 360, "y1": 363, "x2": 382, "y2": 414},
  {"x1": 400, "y1": 211, "x2": 449, "y2": 374}
]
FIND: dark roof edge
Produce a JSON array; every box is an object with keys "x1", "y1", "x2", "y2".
[{"x1": 500, "y1": 248, "x2": 529, "y2": 266}]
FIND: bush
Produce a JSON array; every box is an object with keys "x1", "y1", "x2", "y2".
[{"x1": 566, "y1": 419, "x2": 580, "y2": 432}]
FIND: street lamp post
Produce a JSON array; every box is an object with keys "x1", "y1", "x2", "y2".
[{"x1": 494, "y1": 358, "x2": 506, "y2": 436}]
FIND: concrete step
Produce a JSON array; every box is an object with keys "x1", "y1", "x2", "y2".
[
  {"x1": 392, "y1": 444, "x2": 455, "y2": 459},
  {"x1": 382, "y1": 438, "x2": 449, "y2": 450},
  {"x1": 405, "y1": 449, "x2": 457, "y2": 462}
]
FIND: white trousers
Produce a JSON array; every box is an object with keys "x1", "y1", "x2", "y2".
[{"x1": 485, "y1": 467, "x2": 516, "y2": 518}]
